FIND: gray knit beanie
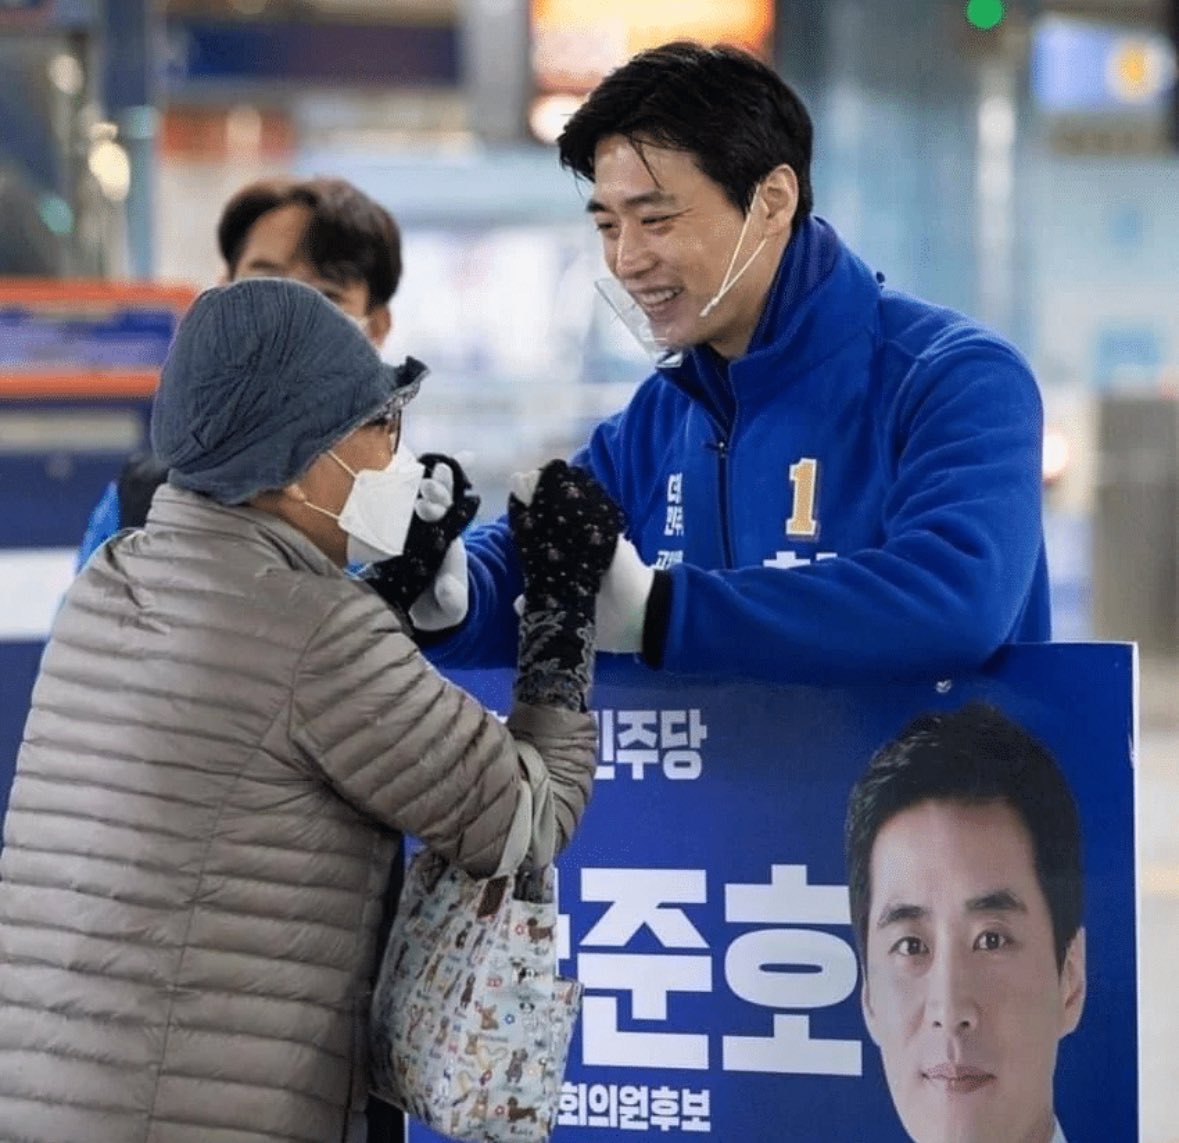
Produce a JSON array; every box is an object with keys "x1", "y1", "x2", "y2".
[{"x1": 150, "y1": 277, "x2": 424, "y2": 504}]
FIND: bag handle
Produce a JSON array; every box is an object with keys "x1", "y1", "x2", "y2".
[
  {"x1": 476, "y1": 876, "x2": 510, "y2": 917},
  {"x1": 493, "y1": 741, "x2": 556, "y2": 876}
]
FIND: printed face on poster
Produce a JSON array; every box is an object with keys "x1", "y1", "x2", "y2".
[{"x1": 414, "y1": 642, "x2": 1136, "y2": 1143}]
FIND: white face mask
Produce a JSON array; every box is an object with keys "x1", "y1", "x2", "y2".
[
  {"x1": 595, "y1": 276, "x2": 685, "y2": 369},
  {"x1": 304, "y1": 447, "x2": 426, "y2": 564}
]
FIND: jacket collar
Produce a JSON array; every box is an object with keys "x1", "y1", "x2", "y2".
[{"x1": 147, "y1": 484, "x2": 344, "y2": 578}]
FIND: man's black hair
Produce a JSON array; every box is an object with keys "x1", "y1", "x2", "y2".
[
  {"x1": 216, "y1": 176, "x2": 401, "y2": 309},
  {"x1": 557, "y1": 40, "x2": 814, "y2": 219},
  {"x1": 844, "y1": 701, "x2": 1083, "y2": 972}
]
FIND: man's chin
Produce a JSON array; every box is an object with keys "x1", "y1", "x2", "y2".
[
  {"x1": 905, "y1": 1115, "x2": 988, "y2": 1143},
  {"x1": 902, "y1": 1096, "x2": 1004, "y2": 1143}
]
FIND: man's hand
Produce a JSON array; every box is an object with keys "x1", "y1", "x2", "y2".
[
  {"x1": 593, "y1": 535, "x2": 656, "y2": 654},
  {"x1": 508, "y1": 460, "x2": 621, "y2": 610},
  {"x1": 407, "y1": 536, "x2": 469, "y2": 632},
  {"x1": 365, "y1": 453, "x2": 479, "y2": 635},
  {"x1": 509, "y1": 469, "x2": 661, "y2": 656}
]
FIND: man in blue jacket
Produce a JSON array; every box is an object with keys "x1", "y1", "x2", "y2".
[{"x1": 430, "y1": 40, "x2": 1049, "y2": 685}]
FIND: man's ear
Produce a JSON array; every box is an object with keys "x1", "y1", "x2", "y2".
[
  {"x1": 758, "y1": 164, "x2": 799, "y2": 239},
  {"x1": 1058, "y1": 927, "x2": 1087, "y2": 1037},
  {"x1": 367, "y1": 304, "x2": 392, "y2": 350}
]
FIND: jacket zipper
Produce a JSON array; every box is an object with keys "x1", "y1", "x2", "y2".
[{"x1": 709, "y1": 438, "x2": 735, "y2": 569}]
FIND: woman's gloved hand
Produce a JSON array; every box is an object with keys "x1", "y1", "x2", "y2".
[
  {"x1": 364, "y1": 453, "x2": 479, "y2": 637},
  {"x1": 508, "y1": 459, "x2": 622, "y2": 711}
]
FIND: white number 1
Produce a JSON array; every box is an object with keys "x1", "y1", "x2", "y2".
[{"x1": 786, "y1": 458, "x2": 820, "y2": 539}]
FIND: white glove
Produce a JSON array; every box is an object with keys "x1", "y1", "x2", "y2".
[
  {"x1": 414, "y1": 462, "x2": 454, "y2": 523},
  {"x1": 363, "y1": 453, "x2": 477, "y2": 635},
  {"x1": 508, "y1": 467, "x2": 541, "y2": 507},
  {"x1": 408, "y1": 537, "x2": 469, "y2": 631},
  {"x1": 407, "y1": 459, "x2": 470, "y2": 632},
  {"x1": 593, "y1": 534, "x2": 656, "y2": 653}
]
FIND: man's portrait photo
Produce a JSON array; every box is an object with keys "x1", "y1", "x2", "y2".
[{"x1": 845, "y1": 701, "x2": 1086, "y2": 1143}]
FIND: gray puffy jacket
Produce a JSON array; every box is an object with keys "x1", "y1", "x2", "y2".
[{"x1": 0, "y1": 486, "x2": 596, "y2": 1143}]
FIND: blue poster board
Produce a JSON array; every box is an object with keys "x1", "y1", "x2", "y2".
[
  {"x1": 411, "y1": 642, "x2": 1137, "y2": 1142},
  {"x1": 0, "y1": 641, "x2": 1137, "y2": 1140}
]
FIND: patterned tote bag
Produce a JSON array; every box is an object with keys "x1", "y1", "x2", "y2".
[{"x1": 370, "y1": 849, "x2": 582, "y2": 1142}]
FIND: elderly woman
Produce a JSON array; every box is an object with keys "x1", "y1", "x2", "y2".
[{"x1": 0, "y1": 278, "x2": 620, "y2": 1143}]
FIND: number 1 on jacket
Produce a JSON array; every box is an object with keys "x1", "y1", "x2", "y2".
[{"x1": 786, "y1": 458, "x2": 820, "y2": 539}]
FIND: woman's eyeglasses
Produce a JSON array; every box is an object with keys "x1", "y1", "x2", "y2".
[{"x1": 366, "y1": 403, "x2": 402, "y2": 452}]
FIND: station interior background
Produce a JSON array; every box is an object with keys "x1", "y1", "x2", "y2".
[{"x1": 1, "y1": 0, "x2": 1177, "y2": 1138}]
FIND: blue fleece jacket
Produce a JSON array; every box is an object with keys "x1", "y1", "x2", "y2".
[{"x1": 438, "y1": 217, "x2": 1049, "y2": 685}]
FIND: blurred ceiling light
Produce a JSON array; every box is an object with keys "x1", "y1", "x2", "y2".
[
  {"x1": 1106, "y1": 37, "x2": 1177, "y2": 104},
  {"x1": 528, "y1": 93, "x2": 583, "y2": 145},
  {"x1": 47, "y1": 53, "x2": 84, "y2": 97},
  {"x1": 531, "y1": 0, "x2": 773, "y2": 95},
  {"x1": 1043, "y1": 425, "x2": 1071, "y2": 486},
  {"x1": 966, "y1": 0, "x2": 1005, "y2": 32},
  {"x1": 88, "y1": 138, "x2": 132, "y2": 203}
]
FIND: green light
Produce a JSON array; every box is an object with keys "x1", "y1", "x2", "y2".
[{"x1": 966, "y1": 0, "x2": 1005, "y2": 30}]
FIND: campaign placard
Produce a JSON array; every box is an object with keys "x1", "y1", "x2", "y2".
[{"x1": 409, "y1": 642, "x2": 1136, "y2": 1143}]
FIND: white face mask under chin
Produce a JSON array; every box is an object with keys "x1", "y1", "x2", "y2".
[{"x1": 303, "y1": 448, "x2": 426, "y2": 564}]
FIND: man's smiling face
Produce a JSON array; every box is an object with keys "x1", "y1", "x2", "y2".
[{"x1": 588, "y1": 135, "x2": 780, "y2": 361}]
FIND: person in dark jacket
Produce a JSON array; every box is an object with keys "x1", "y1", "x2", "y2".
[{"x1": 426, "y1": 41, "x2": 1050, "y2": 686}]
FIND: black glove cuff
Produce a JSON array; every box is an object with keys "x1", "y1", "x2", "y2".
[
  {"x1": 641, "y1": 569, "x2": 673, "y2": 669},
  {"x1": 364, "y1": 561, "x2": 415, "y2": 614},
  {"x1": 514, "y1": 604, "x2": 595, "y2": 712}
]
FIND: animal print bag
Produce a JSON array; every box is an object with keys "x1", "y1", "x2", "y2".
[{"x1": 370, "y1": 849, "x2": 582, "y2": 1142}]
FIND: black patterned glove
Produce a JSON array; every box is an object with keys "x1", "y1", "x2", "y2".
[
  {"x1": 508, "y1": 460, "x2": 622, "y2": 711},
  {"x1": 364, "y1": 453, "x2": 480, "y2": 629}
]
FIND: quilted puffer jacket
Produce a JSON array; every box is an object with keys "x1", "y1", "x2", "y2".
[{"x1": 0, "y1": 486, "x2": 597, "y2": 1143}]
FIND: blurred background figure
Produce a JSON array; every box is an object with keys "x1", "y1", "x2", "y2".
[
  {"x1": 0, "y1": 1, "x2": 1177, "y2": 1139},
  {"x1": 0, "y1": 163, "x2": 62, "y2": 276}
]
